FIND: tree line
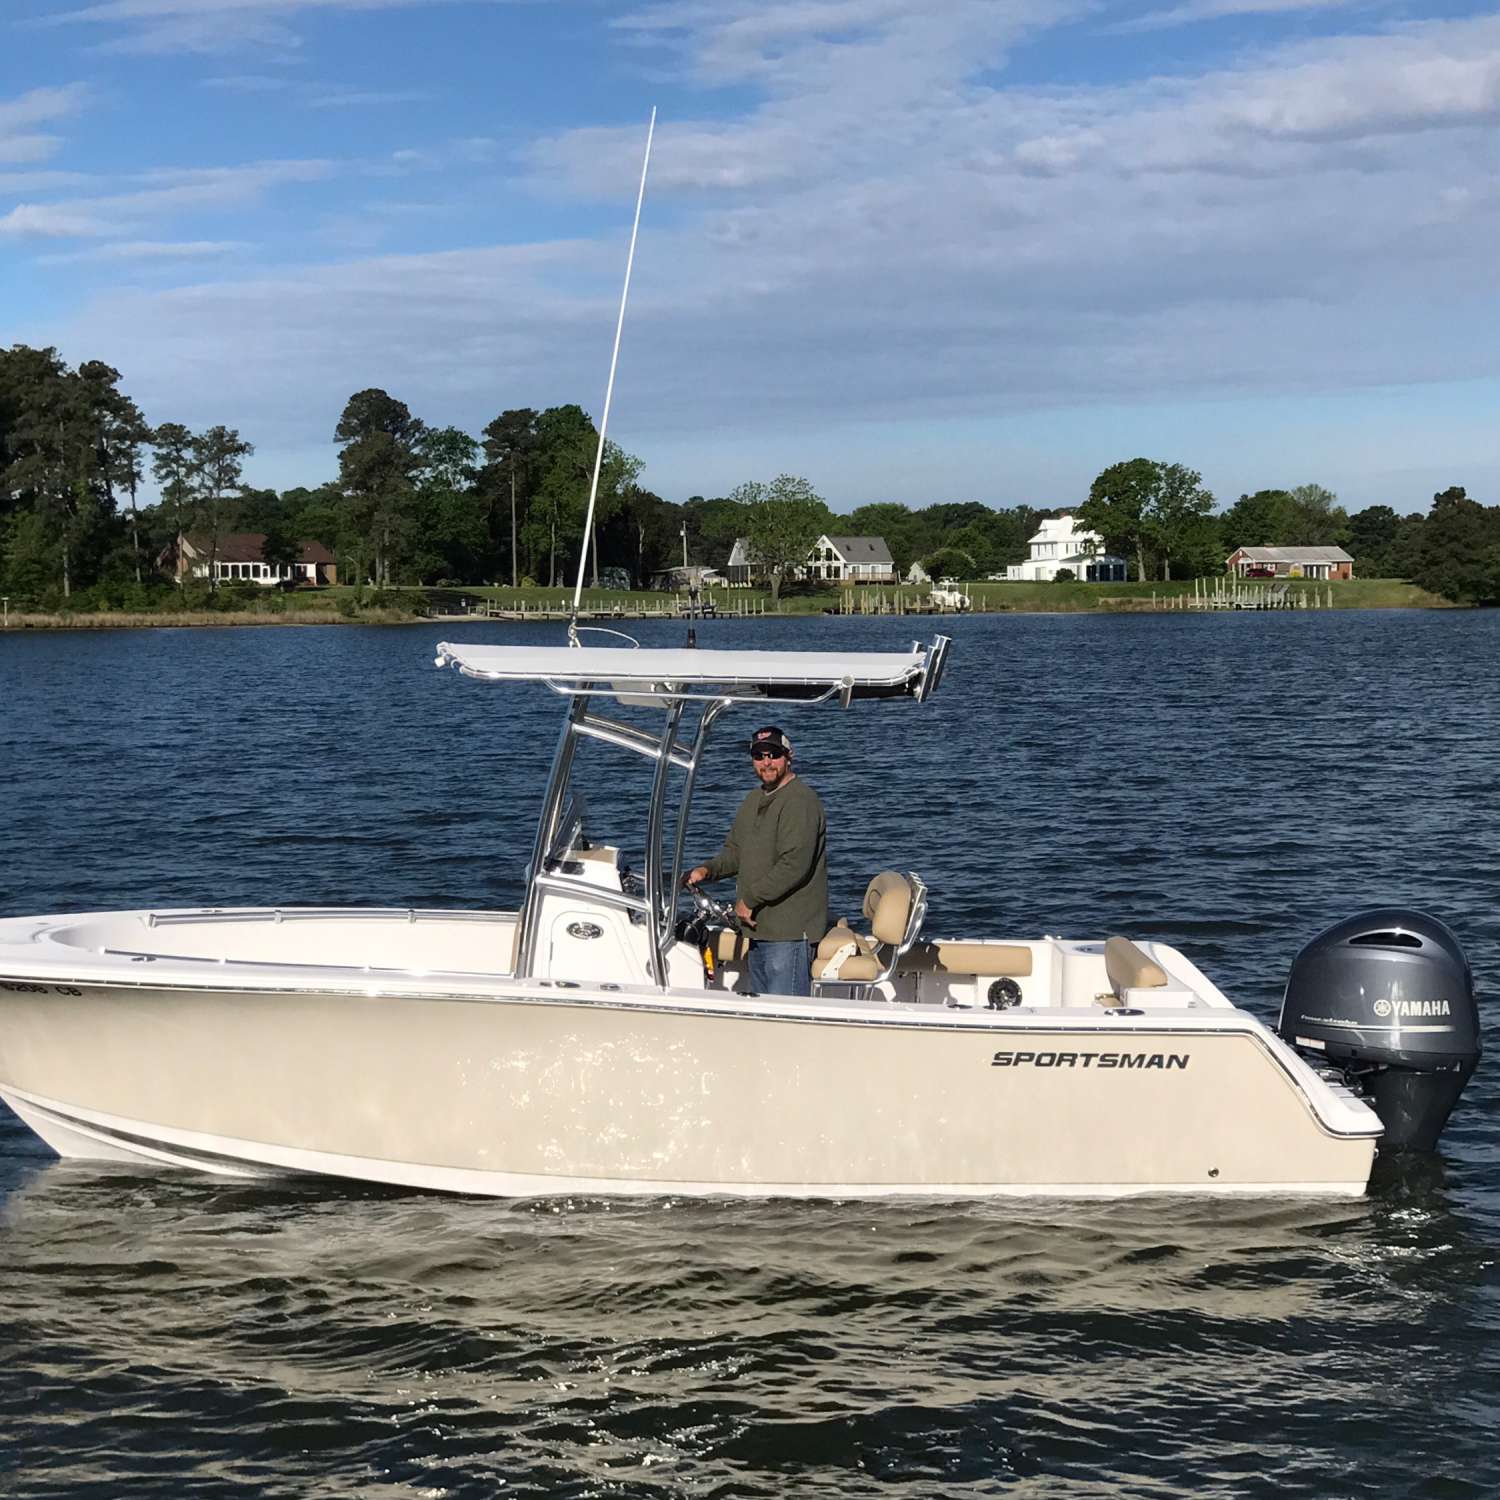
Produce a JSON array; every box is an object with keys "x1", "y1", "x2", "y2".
[{"x1": 2, "y1": 344, "x2": 1496, "y2": 609}]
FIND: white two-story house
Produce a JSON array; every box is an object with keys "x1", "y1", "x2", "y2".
[{"x1": 1006, "y1": 515, "x2": 1127, "y2": 582}]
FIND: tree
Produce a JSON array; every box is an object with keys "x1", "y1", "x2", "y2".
[
  {"x1": 622, "y1": 485, "x2": 677, "y2": 588},
  {"x1": 407, "y1": 426, "x2": 485, "y2": 583},
  {"x1": 260, "y1": 520, "x2": 302, "y2": 581},
  {"x1": 1078, "y1": 458, "x2": 1159, "y2": 582},
  {"x1": 1284, "y1": 483, "x2": 1347, "y2": 546},
  {"x1": 335, "y1": 389, "x2": 425, "y2": 587},
  {"x1": 846, "y1": 501, "x2": 919, "y2": 574},
  {"x1": 1219, "y1": 489, "x2": 1295, "y2": 555},
  {"x1": 735, "y1": 474, "x2": 830, "y2": 605},
  {"x1": 923, "y1": 546, "x2": 977, "y2": 579},
  {"x1": 1146, "y1": 462, "x2": 1216, "y2": 580},
  {"x1": 191, "y1": 425, "x2": 254, "y2": 587},
  {"x1": 481, "y1": 407, "x2": 539, "y2": 587},
  {"x1": 1347, "y1": 504, "x2": 1402, "y2": 578},
  {"x1": 0, "y1": 346, "x2": 120, "y2": 597},
  {"x1": 151, "y1": 422, "x2": 197, "y2": 585},
  {"x1": 1411, "y1": 489, "x2": 1500, "y2": 605}
]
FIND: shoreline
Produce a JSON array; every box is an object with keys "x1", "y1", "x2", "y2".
[{"x1": 0, "y1": 591, "x2": 1459, "y2": 632}]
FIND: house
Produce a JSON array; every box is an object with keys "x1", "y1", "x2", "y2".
[
  {"x1": 170, "y1": 533, "x2": 337, "y2": 587},
  {"x1": 723, "y1": 538, "x2": 758, "y2": 587},
  {"x1": 1007, "y1": 515, "x2": 1127, "y2": 582},
  {"x1": 806, "y1": 535, "x2": 897, "y2": 585},
  {"x1": 1226, "y1": 546, "x2": 1353, "y2": 581}
]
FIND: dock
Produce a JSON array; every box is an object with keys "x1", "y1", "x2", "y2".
[{"x1": 1154, "y1": 579, "x2": 1338, "y2": 611}]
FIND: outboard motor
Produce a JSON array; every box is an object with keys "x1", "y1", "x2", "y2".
[{"x1": 1279, "y1": 909, "x2": 1480, "y2": 1151}]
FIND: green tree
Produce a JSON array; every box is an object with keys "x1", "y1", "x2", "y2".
[
  {"x1": 1347, "y1": 504, "x2": 1402, "y2": 577},
  {"x1": 151, "y1": 422, "x2": 197, "y2": 584},
  {"x1": 1411, "y1": 488, "x2": 1500, "y2": 604},
  {"x1": 1285, "y1": 483, "x2": 1348, "y2": 546},
  {"x1": 923, "y1": 546, "x2": 977, "y2": 579},
  {"x1": 407, "y1": 425, "x2": 484, "y2": 583},
  {"x1": 335, "y1": 389, "x2": 426, "y2": 587},
  {"x1": 1078, "y1": 458, "x2": 1159, "y2": 582},
  {"x1": 1147, "y1": 462, "x2": 1216, "y2": 580},
  {"x1": 1220, "y1": 489, "x2": 1295, "y2": 556},
  {"x1": 481, "y1": 407, "x2": 539, "y2": 587},
  {"x1": 845, "y1": 501, "x2": 919, "y2": 574},
  {"x1": 191, "y1": 425, "x2": 254, "y2": 587},
  {"x1": 0, "y1": 346, "x2": 121, "y2": 597},
  {"x1": 735, "y1": 474, "x2": 830, "y2": 605}
]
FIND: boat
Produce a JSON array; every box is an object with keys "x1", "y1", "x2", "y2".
[
  {"x1": 0, "y1": 635, "x2": 1480, "y2": 1198},
  {"x1": 930, "y1": 578, "x2": 970, "y2": 611}
]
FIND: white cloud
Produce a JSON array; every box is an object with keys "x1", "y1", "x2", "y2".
[
  {"x1": 0, "y1": 84, "x2": 89, "y2": 164},
  {"x1": 37, "y1": 239, "x2": 247, "y2": 264},
  {"x1": 1122, "y1": 0, "x2": 1368, "y2": 33},
  {"x1": 0, "y1": 203, "x2": 111, "y2": 238},
  {"x1": 39, "y1": 0, "x2": 497, "y2": 56},
  {"x1": 8, "y1": 159, "x2": 336, "y2": 240}
]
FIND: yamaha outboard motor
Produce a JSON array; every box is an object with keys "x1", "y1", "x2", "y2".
[{"x1": 1279, "y1": 909, "x2": 1480, "y2": 1151}]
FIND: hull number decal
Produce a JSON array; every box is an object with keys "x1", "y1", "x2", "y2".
[{"x1": 992, "y1": 1050, "x2": 1190, "y2": 1070}]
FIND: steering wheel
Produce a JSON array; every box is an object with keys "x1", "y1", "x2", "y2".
[{"x1": 685, "y1": 881, "x2": 742, "y2": 931}]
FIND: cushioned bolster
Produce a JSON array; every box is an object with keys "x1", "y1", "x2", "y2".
[
  {"x1": 1104, "y1": 935, "x2": 1168, "y2": 990},
  {"x1": 863, "y1": 871, "x2": 913, "y2": 946},
  {"x1": 715, "y1": 928, "x2": 752, "y2": 962},
  {"x1": 902, "y1": 942, "x2": 1032, "y2": 976}
]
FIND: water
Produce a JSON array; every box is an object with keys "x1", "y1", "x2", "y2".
[{"x1": 2, "y1": 611, "x2": 1498, "y2": 1497}]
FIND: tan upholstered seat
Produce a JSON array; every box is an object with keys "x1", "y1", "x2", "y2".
[
  {"x1": 901, "y1": 941, "x2": 1033, "y2": 977},
  {"x1": 1104, "y1": 935, "x2": 1169, "y2": 995},
  {"x1": 813, "y1": 872, "x2": 927, "y2": 992},
  {"x1": 815, "y1": 920, "x2": 881, "y2": 980}
]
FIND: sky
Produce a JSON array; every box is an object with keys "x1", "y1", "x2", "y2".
[{"x1": 3, "y1": 0, "x2": 1498, "y2": 514}]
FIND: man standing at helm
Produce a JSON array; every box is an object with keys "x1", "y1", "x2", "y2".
[{"x1": 687, "y1": 725, "x2": 828, "y2": 997}]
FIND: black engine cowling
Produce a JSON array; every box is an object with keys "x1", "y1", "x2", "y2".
[{"x1": 1278, "y1": 909, "x2": 1480, "y2": 1152}]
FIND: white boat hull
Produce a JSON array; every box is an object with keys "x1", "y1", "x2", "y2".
[{"x1": 0, "y1": 967, "x2": 1377, "y2": 1198}]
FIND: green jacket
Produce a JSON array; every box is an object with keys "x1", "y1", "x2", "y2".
[{"x1": 705, "y1": 776, "x2": 829, "y2": 942}]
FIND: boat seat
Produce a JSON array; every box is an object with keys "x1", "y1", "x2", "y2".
[
  {"x1": 813, "y1": 871, "x2": 928, "y2": 999},
  {"x1": 901, "y1": 941, "x2": 1033, "y2": 977},
  {"x1": 714, "y1": 927, "x2": 752, "y2": 963},
  {"x1": 1101, "y1": 935, "x2": 1170, "y2": 1007}
]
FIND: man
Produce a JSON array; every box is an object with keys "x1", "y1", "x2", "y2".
[{"x1": 686, "y1": 725, "x2": 828, "y2": 997}]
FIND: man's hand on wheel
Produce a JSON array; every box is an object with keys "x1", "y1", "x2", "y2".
[{"x1": 686, "y1": 865, "x2": 709, "y2": 887}]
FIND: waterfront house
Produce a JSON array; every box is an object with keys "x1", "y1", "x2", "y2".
[
  {"x1": 1226, "y1": 546, "x2": 1353, "y2": 581},
  {"x1": 1007, "y1": 515, "x2": 1127, "y2": 582},
  {"x1": 723, "y1": 538, "x2": 757, "y2": 587},
  {"x1": 170, "y1": 533, "x2": 337, "y2": 587},
  {"x1": 806, "y1": 536, "x2": 897, "y2": 585}
]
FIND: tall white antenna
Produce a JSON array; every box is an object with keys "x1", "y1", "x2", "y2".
[{"x1": 569, "y1": 106, "x2": 656, "y2": 645}]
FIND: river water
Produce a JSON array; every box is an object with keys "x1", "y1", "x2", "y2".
[{"x1": 1, "y1": 610, "x2": 1497, "y2": 1498}]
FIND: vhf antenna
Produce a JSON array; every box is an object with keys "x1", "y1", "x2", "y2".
[{"x1": 568, "y1": 107, "x2": 656, "y2": 647}]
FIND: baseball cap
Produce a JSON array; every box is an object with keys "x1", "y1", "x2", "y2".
[{"x1": 748, "y1": 725, "x2": 792, "y2": 756}]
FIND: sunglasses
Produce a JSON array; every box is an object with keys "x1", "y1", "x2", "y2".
[{"x1": 751, "y1": 747, "x2": 787, "y2": 761}]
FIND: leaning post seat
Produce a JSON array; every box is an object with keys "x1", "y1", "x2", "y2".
[{"x1": 814, "y1": 871, "x2": 928, "y2": 998}]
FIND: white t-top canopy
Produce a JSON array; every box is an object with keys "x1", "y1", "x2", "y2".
[{"x1": 434, "y1": 639, "x2": 948, "y2": 702}]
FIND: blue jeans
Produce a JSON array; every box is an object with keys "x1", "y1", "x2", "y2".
[{"x1": 749, "y1": 939, "x2": 814, "y2": 997}]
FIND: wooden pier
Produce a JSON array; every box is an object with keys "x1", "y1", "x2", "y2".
[
  {"x1": 423, "y1": 592, "x2": 770, "y2": 623},
  {"x1": 1153, "y1": 579, "x2": 1338, "y2": 611}
]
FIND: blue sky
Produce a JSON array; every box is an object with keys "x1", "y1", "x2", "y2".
[{"x1": 4, "y1": 0, "x2": 1498, "y2": 514}]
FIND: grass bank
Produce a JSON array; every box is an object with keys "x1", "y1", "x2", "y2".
[{"x1": 0, "y1": 577, "x2": 1452, "y2": 630}]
